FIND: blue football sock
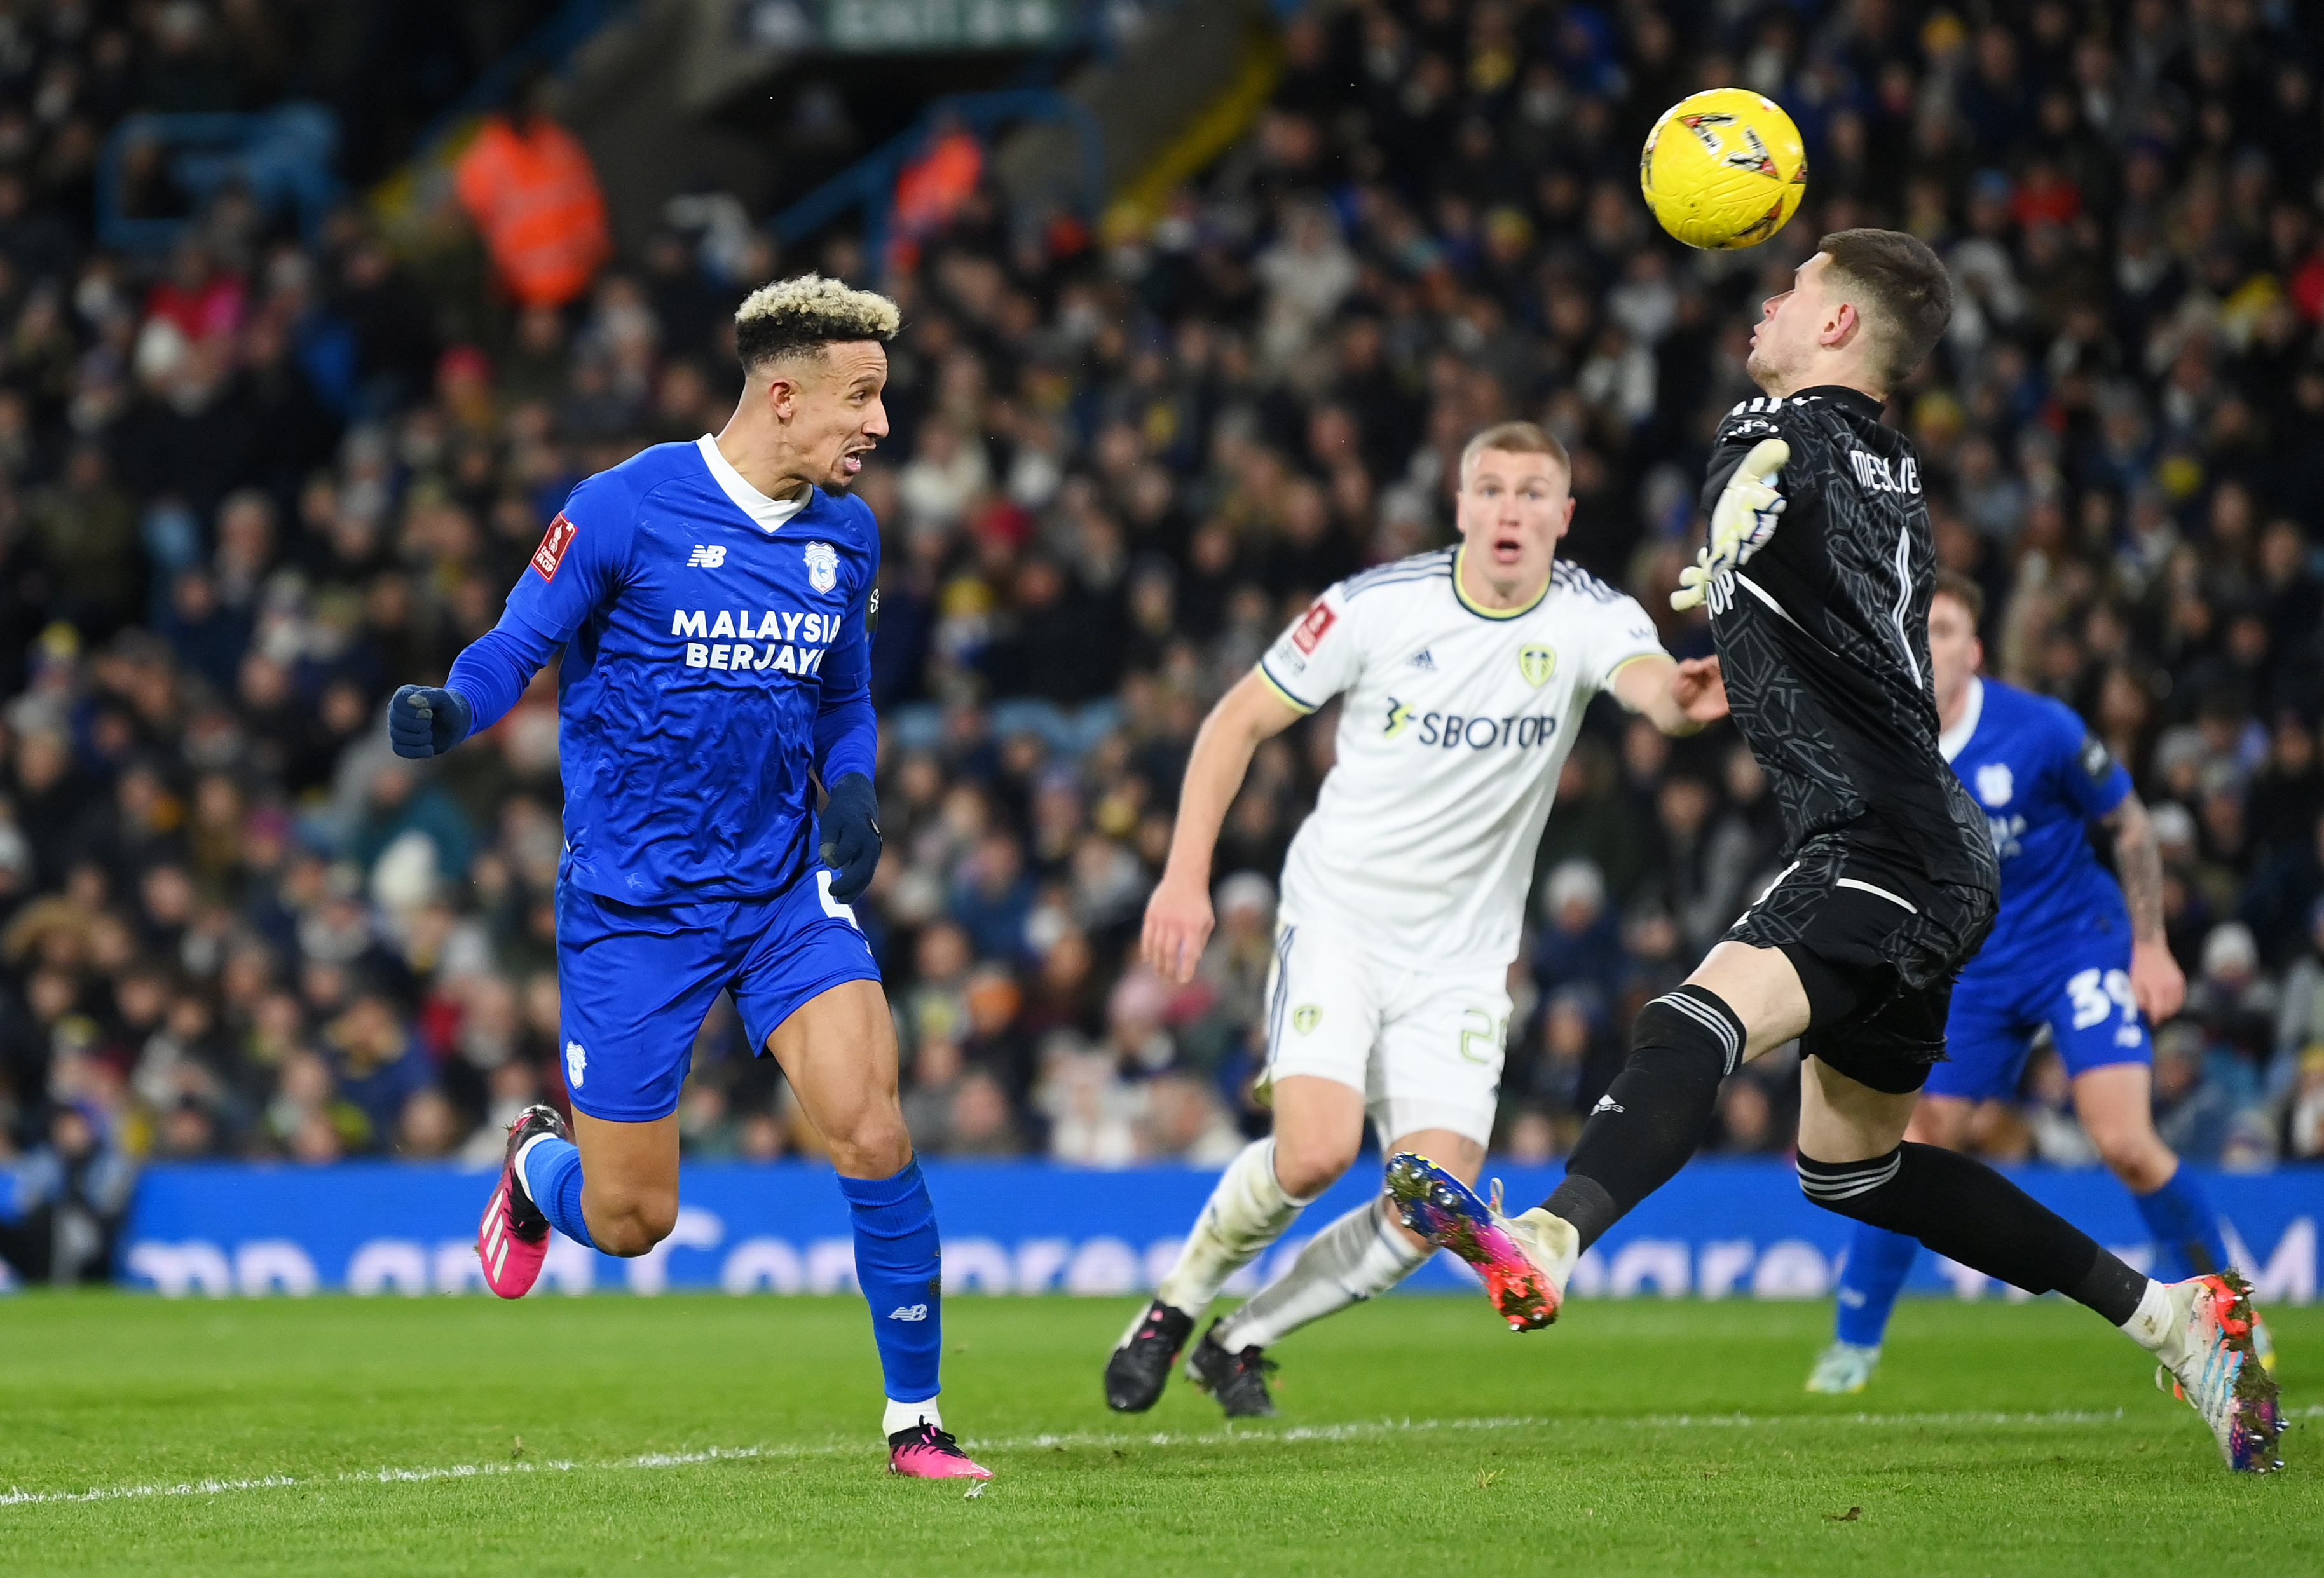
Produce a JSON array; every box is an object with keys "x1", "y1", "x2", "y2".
[
  {"x1": 2133, "y1": 1166, "x2": 2229, "y2": 1281},
  {"x1": 519, "y1": 1136, "x2": 596, "y2": 1251},
  {"x1": 838, "y1": 1158, "x2": 942, "y2": 1406},
  {"x1": 1834, "y1": 1223, "x2": 1919, "y2": 1348}
]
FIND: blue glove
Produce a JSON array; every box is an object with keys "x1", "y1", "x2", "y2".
[
  {"x1": 388, "y1": 685, "x2": 474, "y2": 759},
  {"x1": 817, "y1": 772, "x2": 882, "y2": 904}
]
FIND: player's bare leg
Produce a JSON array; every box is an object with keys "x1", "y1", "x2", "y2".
[
  {"x1": 766, "y1": 979, "x2": 988, "y2": 1479},
  {"x1": 763, "y1": 978, "x2": 911, "y2": 1180},
  {"x1": 2074, "y1": 1064, "x2": 2176, "y2": 1192},
  {"x1": 569, "y1": 1110, "x2": 681, "y2": 1254},
  {"x1": 2073, "y1": 1063, "x2": 2269, "y2": 1370},
  {"x1": 479, "y1": 1105, "x2": 682, "y2": 1299}
]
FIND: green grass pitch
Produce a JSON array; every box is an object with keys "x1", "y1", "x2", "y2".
[{"x1": 3, "y1": 1291, "x2": 2315, "y2": 1576}]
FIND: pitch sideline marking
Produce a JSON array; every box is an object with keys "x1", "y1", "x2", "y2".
[{"x1": 6, "y1": 1408, "x2": 2314, "y2": 1510}]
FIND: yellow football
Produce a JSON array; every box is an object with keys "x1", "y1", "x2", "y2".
[{"x1": 1639, "y1": 88, "x2": 1808, "y2": 250}]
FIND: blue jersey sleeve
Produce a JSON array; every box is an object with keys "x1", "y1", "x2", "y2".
[
  {"x1": 502, "y1": 471, "x2": 639, "y2": 646},
  {"x1": 446, "y1": 472, "x2": 640, "y2": 738},
  {"x1": 2047, "y1": 700, "x2": 2132, "y2": 819},
  {"x1": 812, "y1": 500, "x2": 880, "y2": 786},
  {"x1": 445, "y1": 618, "x2": 562, "y2": 738}
]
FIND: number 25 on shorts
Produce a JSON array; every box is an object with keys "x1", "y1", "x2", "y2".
[{"x1": 1459, "y1": 1008, "x2": 1508, "y2": 1065}]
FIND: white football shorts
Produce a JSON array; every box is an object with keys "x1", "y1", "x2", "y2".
[{"x1": 1257, "y1": 920, "x2": 1511, "y2": 1148}]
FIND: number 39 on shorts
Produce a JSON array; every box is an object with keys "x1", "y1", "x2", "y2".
[{"x1": 2065, "y1": 967, "x2": 2133, "y2": 1031}]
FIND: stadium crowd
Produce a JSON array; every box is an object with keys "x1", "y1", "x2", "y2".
[{"x1": 3, "y1": 0, "x2": 2323, "y2": 1277}]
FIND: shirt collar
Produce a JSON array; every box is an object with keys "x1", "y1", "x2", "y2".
[
  {"x1": 1938, "y1": 675, "x2": 1984, "y2": 763},
  {"x1": 1791, "y1": 384, "x2": 1887, "y2": 421},
  {"x1": 696, "y1": 435, "x2": 811, "y2": 534},
  {"x1": 1451, "y1": 545, "x2": 1552, "y2": 620}
]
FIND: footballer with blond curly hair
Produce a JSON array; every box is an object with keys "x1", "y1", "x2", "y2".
[{"x1": 386, "y1": 275, "x2": 990, "y2": 1481}]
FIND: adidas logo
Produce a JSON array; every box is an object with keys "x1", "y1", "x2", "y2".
[
  {"x1": 1590, "y1": 1094, "x2": 1624, "y2": 1116},
  {"x1": 686, "y1": 545, "x2": 727, "y2": 568},
  {"x1": 1408, "y1": 648, "x2": 1437, "y2": 670}
]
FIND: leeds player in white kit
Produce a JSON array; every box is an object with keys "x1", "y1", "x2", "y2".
[{"x1": 1104, "y1": 423, "x2": 1728, "y2": 1417}]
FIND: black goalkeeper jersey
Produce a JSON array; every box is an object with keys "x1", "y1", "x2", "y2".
[{"x1": 1699, "y1": 384, "x2": 1998, "y2": 899}]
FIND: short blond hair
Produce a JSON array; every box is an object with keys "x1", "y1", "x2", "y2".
[
  {"x1": 1459, "y1": 421, "x2": 1571, "y2": 486},
  {"x1": 734, "y1": 273, "x2": 900, "y2": 372}
]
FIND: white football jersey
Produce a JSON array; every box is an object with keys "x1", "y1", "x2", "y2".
[{"x1": 1257, "y1": 547, "x2": 1668, "y2": 969}]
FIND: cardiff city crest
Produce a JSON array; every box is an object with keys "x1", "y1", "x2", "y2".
[{"x1": 804, "y1": 541, "x2": 839, "y2": 594}]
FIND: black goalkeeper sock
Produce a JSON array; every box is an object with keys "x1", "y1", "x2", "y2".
[
  {"x1": 1797, "y1": 1143, "x2": 2147, "y2": 1324},
  {"x1": 1542, "y1": 985, "x2": 1742, "y2": 1251}
]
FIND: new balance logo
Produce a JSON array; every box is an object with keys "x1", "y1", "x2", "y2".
[
  {"x1": 1408, "y1": 648, "x2": 1436, "y2": 670},
  {"x1": 887, "y1": 1303, "x2": 929, "y2": 1321},
  {"x1": 687, "y1": 545, "x2": 727, "y2": 568},
  {"x1": 1590, "y1": 1095, "x2": 1623, "y2": 1116}
]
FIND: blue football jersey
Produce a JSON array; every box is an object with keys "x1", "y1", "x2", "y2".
[
  {"x1": 503, "y1": 436, "x2": 878, "y2": 904},
  {"x1": 1943, "y1": 677, "x2": 2132, "y2": 972}
]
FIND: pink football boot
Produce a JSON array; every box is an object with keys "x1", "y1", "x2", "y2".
[
  {"x1": 477, "y1": 1104, "x2": 566, "y2": 1298},
  {"x1": 887, "y1": 1421, "x2": 994, "y2": 1481}
]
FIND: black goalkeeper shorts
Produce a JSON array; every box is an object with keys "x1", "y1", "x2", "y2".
[{"x1": 1723, "y1": 833, "x2": 1999, "y2": 1095}]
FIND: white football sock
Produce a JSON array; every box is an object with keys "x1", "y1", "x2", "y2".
[
  {"x1": 1153, "y1": 1138, "x2": 1313, "y2": 1319},
  {"x1": 2120, "y1": 1277, "x2": 2176, "y2": 1355},
  {"x1": 1213, "y1": 1195, "x2": 1428, "y2": 1351},
  {"x1": 883, "y1": 1395, "x2": 942, "y2": 1436},
  {"x1": 512, "y1": 1131, "x2": 556, "y2": 1205}
]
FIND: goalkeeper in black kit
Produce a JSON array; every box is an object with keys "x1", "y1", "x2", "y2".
[{"x1": 1386, "y1": 229, "x2": 2282, "y2": 1474}]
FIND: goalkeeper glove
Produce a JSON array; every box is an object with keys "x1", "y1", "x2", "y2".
[
  {"x1": 818, "y1": 772, "x2": 883, "y2": 904},
  {"x1": 1672, "y1": 438, "x2": 1789, "y2": 611},
  {"x1": 387, "y1": 685, "x2": 474, "y2": 759}
]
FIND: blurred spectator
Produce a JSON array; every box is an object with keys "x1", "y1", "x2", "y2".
[
  {"x1": 1140, "y1": 1071, "x2": 1243, "y2": 1164},
  {"x1": 1502, "y1": 1108, "x2": 1557, "y2": 1165},
  {"x1": 946, "y1": 1070, "x2": 1023, "y2": 1158},
  {"x1": 320, "y1": 994, "x2": 433, "y2": 1152},
  {"x1": 453, "y1": 77, "x2": 610, "y2": 311},
  {"x1": 0, "y1": 1106, "x2": 135, "y2": 1284},
  {"x1": 1532, "y1": 858, "x2": 1622, "y2": 1000},
  {"x1": 2286, "y1": 1048, "x2": 2324, "y2": 1162},
  {"x1": 1044, "y1": 1050, "x2": 1139, "y2": 1167}
]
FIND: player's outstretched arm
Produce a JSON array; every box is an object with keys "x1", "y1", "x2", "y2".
[
  {"x1": 1672, "y1": 437, "x2": 1789, "y2": 611},
  {"x1": 1142, "y1": 669, "x2": 1306, "y2": 984},
  {"x1": 1610, "y1": 653, "x2": 1728, "y2": 736},
  {"x1": 2104, "y1": 791, "x2": 2185, "y2": 1021},
  {"x1": 396, "y1": 491, "x2": 630, "y2": 759}
]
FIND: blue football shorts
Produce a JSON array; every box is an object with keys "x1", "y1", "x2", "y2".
[
  {"x1": 554, "y1": 867, "x2": 881, "y2": 1122},
  {"x1": 1925, "y1": 937, "x2": 2152, "y2": 1103}
]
